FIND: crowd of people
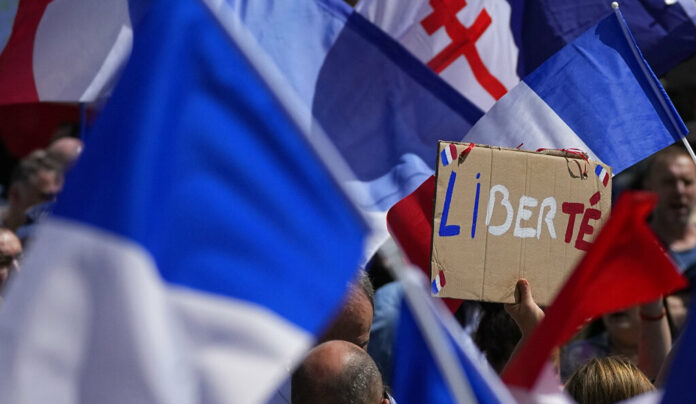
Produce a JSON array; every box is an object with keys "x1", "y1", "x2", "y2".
[
  {"x1": 0, "y1": 130, "x2": 694, "y2": 404},
  {"x1": 274, "y1": 144, "x2": 696, "y2": 404}
]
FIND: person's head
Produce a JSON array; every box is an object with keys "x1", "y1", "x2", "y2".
[
  {"x1": 474, "y1": 303, "x2": 521, "y2": 373},
  {"x1": 565, "y1": 356, "x2": 654, "y2": 404},
  {"x1": 320, "y1": 270, "x2": 375, "y2": 350},
  {"x1": 601, "y1": 306, "x2": 640, "y2": 350},
  {"x1": 643, "y1": 145, "x2": 696, "y2": 230},
  {"x1": 292, "y1": 340, "x2": 388, "y2": 404},
  {"x1": 8, "y1": 151, "x2": 63, "y2": 215},
  {"x1": 47, "y1": 136, "x2": 83, "y2": 171},
  {"x1": 0, "y1": 228, "x2": 21, "y2": 289}
]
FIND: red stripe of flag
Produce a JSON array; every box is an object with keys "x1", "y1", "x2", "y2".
[{"x1": 0, "y1": 0, "x2": 52, "y2": 105}]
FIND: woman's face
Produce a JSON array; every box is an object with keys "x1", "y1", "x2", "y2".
[{"x1": 602, "y1": 307, "x2": 640, "y2": 349}]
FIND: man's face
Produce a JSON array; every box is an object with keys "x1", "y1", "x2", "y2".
[
  {"x1": 320, "y1": 289, "x2": 374, "y2": 350},
  {"x1": 17, "y1": 169, "x2": 63, "y2": 212},
  {"x1": 646, "y1": 155, "x2": 696, "y2": 228},
  {"x1": 0, "y1": 231, "x2": 21, "y2": 289}
]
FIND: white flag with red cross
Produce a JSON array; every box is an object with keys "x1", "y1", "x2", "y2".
[{"x1": 357, "y1": 0, "x2": 519, "y2": 112}]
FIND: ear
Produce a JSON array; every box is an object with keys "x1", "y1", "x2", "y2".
[{"x1": 380, "y1": 398, "x2": 390, "y2": 404}]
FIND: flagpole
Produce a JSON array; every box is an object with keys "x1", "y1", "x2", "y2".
[
  {"x1": 611, "y1": 2, "x2": 696, "y2": 165},
  {"x1": 397, "y1": 267, "x2": 477, "y2": 404}
]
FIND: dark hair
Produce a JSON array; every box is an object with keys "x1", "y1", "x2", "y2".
[
  {"x1": 565, "y1": 356, "x2": 654, "y2": 404},
  {"x1": 356, "y1": 269, "x2": 375, "y2": 310},
  {"x1": 9, "y1": 150, "x2": 62, "y2": 187},
  {"x1": 474, "y1": 303, "x2": 521, "y2": 373}
]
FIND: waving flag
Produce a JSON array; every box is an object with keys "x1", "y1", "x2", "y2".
[
  {"x1": 502, "y1": 192, "x2": 688, "y2": 390},
  {"x1": 510, "y1": 0, "x2": 696, "y2": 77},
  {"x1": 223, "y1": 0, "x2": 483, "y2": 260},
  {"x1": 0, "y1": 0, "x2": 366, "y2": 403},
  {"x1": 0, "y1": 0, "x2": 147, "y2": 105},
  {"x1": 392, "y1": 269, "x2": 515, "y2": 404},
  {"x1": 357, "y1": 0, "x2": 696, "y2": 111},
  {"x1": 387, "y1": 6, "x2": 688, "y2": 303}
]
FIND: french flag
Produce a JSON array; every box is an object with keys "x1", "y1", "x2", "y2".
[
  {"x1": 461, "y1": 5, "x2": 685, "y2": 174},
  {"x1": 440, "y1": 144, "x2": 457, "y2": 167},
  {"x1": 595, "y1": 165, "x2": 610, "y2": 187},
  {"x1": 431, "y1": 269, "x2": 447, "y2": 295},
  {"x1": 0, "y1": 0, "x2": 146, "y2": 104},
  {"x1": 0, "y1": 0, "x2": 367, "y2": 402}
]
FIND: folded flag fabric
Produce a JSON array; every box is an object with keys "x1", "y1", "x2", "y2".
[
  {"x1": 387, "y1": 6, "x2": 688, "y2": 307},
  {"x1": 357, "y1": 0, "x2": 696, "y2": 111},
  {"x1": 0, "y1": 0, "x2": 147, "y2": 104},
  {"x1": 356, "y1": 0, "x2": 520, "y2": 112},
  {"x1": 510, "y1": 0, "x2": 696, "y2": 78},
  {"x1": 464, "y1": 6, "x2": 686, "y2": 173},
  {"x1": 0, "y1": 0, "x2": 367, "y2": 403},
  {"x1": 501, "y1": 191, "x2": 689, "y2": 389},
  {"x1": 392, "y1": 269, "x2": 515, "y2": 404},
  {"x1": 225, "y1": 0, "x2": 483, "y2": 215}
]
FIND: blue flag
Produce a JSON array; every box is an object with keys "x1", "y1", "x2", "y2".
[
  {"x1": 661, "y1": 288, "x2": 696, "y2": 403},
  {"x1": 391, "y1": 271, "x2": 515, "y2": 404},
  {"x1": 510, "y1": 0, "x2": 696, "y2": 77},
  {"x1": 0, "y1": 0, "x2": 366, "y2": 402}
]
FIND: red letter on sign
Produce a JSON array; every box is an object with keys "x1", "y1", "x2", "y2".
[
  {"x1": 420, "y1": 0, "x2": 507, "y2": 100},
  {"x1": 575, "y1": 208, "x2": 601, "y2": 251},
  {"x1": 561, "y1": 202, "x2": 584, "y2": 244}
]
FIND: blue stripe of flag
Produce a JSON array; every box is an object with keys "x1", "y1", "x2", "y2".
[{"x1": 523, "y1": 11, "x2": 685, "y2": 174}]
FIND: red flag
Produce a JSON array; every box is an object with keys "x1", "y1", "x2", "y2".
[
  {"x1": 501, "y1": 191, "x2": 689, "y2": 389},
  {"x1": 387, "y1": 176, "x2": 461, "y2": 313}
]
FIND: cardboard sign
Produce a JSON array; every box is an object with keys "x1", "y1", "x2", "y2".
[{"x1": 431, "y1": 142, "x2": 612, "y2": 305}]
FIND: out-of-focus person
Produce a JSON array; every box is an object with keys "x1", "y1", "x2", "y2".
[
  {"x1": 0, "y1": 151, "x2": 63, "y2": 241},
  {"x1": 565, "y1": 356, "x2": 654, "y2": 404},
  {"x1": 267, "y1": 270, "x2": 375, "y2": 404},
  {"x1": 291, "y1": 340, "x2": 389, "y2": 404},
  {"x1": 562, "y1": 308, "x2": 639, "y2": 380},
  {"x1": 642, "y1": 145, "x2": 696, "y2": 337},
  {"x1": 319, "y1": 269, "x2": 375, "y2": 350},
  {"x1": 0, "y1": 228, "x2": 21, "y2": 293}
]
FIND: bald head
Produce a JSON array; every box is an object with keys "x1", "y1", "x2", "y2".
[
  {"x1": 292, "y1": 340, "x2": 384, "y2": 404},
  {"x1": 0, "y1": 229, "x2": 21, "y2": 289}
]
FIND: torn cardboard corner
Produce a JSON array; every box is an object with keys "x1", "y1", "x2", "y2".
[{"x1": 431, "y1": 142, "x2": 612, "y2": 305}]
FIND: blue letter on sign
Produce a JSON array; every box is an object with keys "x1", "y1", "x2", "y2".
[{"x1": 439, "y1": 171, "x2": 461, "y2": 237}]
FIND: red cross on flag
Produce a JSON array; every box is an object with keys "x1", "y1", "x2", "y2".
[{"x1": 357, "y1": 0, "x2": 519, "y2": 111}]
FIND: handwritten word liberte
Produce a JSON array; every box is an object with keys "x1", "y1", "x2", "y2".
[{"x1": 438, "y1": 172, "x2": 602, "y2": 251}]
